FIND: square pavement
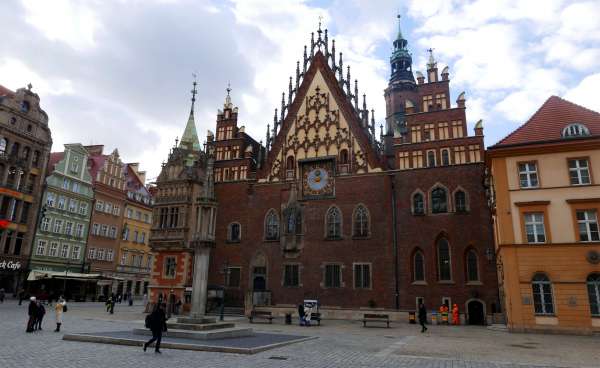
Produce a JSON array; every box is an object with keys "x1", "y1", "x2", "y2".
[{"x1": 0, "y1": 300, "x2": 598, "y2": 368}]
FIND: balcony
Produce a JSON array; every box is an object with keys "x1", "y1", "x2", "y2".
[{"x1": 150, "y1": 228, "x2": 186, "y2": 241}]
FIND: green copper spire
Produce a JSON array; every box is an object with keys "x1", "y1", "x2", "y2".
[
  {"x1": 179, "y1": 78, "x2": 201, "y2": 152},
  {"x1": 396, "y1": 13, "x2": 403, "y2": 40}
]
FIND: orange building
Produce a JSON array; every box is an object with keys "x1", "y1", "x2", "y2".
[{"x1": 488, "y1": 96, "x2": 600, "y2": 334}]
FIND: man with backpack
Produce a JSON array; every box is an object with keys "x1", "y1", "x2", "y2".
[{"x1": 143, "y1": 303, "x2": 167, "y2": 354}]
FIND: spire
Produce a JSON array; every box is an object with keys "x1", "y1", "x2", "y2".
[
  {"x1": 179, "y1": 78, "x2": 201, "y2": 152},
  {"x1": 427, "y1": 48, "x2": 437, "y2": 69},
  {"x1": 389, "y1": 13, "x2": 415, "y2": 84},
  {"x1": 224, "y1": 82, "x2": 233, "y2": 108}
]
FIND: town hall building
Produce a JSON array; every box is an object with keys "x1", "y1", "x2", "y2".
[{"x1": 149, "y1": 18, "x2": 499, "y2": 324}]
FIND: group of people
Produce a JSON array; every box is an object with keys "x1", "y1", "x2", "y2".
[
  {"x1": 26, "y1": 296, "x2": 66, "y2": 333},
  {"x1": 297, "y1": 303, "x2": 315, "y2": 326},
  {"x1": 418, "y1": 302, "x2": 461, "y2": 333}
]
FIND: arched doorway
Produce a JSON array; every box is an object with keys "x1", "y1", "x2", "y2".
[
  {"x1": 249, "y1": 252, "x2": 270, "y2": 306},
  {"x1": 467, "y1": 300, "x2": 485, "y2": 325}
]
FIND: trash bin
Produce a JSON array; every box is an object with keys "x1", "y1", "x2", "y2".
[
  {"x1": 408, "y1": 311, "x2": 416, "y2": 324},
  {"x1": 285, "y1": 313, "x2": 292, "y2": 325}
]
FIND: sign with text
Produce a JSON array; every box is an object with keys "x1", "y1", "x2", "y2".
[{"x1": 0, "y1": 259, "x2": 22, "y2": 271}]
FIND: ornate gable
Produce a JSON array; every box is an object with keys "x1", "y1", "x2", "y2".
[{"x1": 264, "y1": 48, "x2": 383, "y2": 183}]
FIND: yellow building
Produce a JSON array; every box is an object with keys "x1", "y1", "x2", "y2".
[
  {"x1": 115, "y1": 163, "x2": 153, "y2": 299},
  {"x1": 488, "y1": 96, "x2": 600, "y2": 334}
]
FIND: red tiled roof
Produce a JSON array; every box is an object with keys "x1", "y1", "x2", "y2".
[
  {"x1": 47, "y1": 152, "x2": 64, "y2": 174},
  {"x1": 0, "y1": 84, "x2": 14, "y2": 97},
  {"x1": 492, "y1": 96, "x2": 600, "y2": 147}
]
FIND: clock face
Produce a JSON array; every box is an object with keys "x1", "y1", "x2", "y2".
[
  {"x1": 302, "y1": 160, "x2": 335, "y2": 199},
  {"x1": 307, "y1": 168, "x2": 329, "y2": 191}
]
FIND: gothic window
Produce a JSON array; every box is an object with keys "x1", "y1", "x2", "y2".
[
  {"x1": 441, "y1": 149, "x2": 450, "y2": 166},
  {"x1": 324, "y1": 264, "x2": 342, "y2": 288},
  {"x1": 354, "y1": 263, "x2": 371, "y2": 289},
  {"x1": 431, "y1": 187, "x2": 448, "y2": 213},
  {"x1": 284, "y1": 264, "x2": 300, "y2": 287},
  {"x1": 339, "y1": 149, "x2": 349, "y2": 164},
  {"x1": 326, "y1": 206, "x2": 342, "y2": 239},
  {"x1": 466, "y1": 249, "x2": 479, "y2": 282},
  {"x1": 413, "y1": 250, "x2": 425, "y2": 282},
  {"x1": 587, "y1": 273, "x2": 600, "y2": 316},
  {"x1": 228, "y1": 222, "x2": 241, "y2": 242},
  {"x1": 412, "y1": 193, "x2": 424, "y2": 215},
  {"x1": 427, "y1": 150, "x2": 436, "y2": 167},
  {"x1": 437, "y1": 238, "x2": 452, "y2": 281},
  {"x1": 265, "y1": 210, "x2": 279, "y2": 240},
  {"x1": 286, "y1": 155, "x2": 295, "y2": 179},
  {"x1": 353, "y1": 205, "x2": 369, "y2": 238},
  {"x1": 455, "y1": 190, "x2": 467, "y2": 212},
  {"x1": 532, "y1": 273, "x2": 554, "y2": 315}
]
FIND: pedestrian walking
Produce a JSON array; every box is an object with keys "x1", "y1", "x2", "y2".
[
  {"x1": 18, "y1": 289, "x2": 25, "y2": 306},
  {"x1": 36, "y1": 301, "x2": 46, "y2": 330},
  {"x1": 0, "y1": 288, "x2": 5, "y2": 303},
  {"x1": 452, "y1": 304, "x2": 460, "y2": 325},
  {"x1": 26, "y1": 296, "x2": 37, "y2": 333},
  {"x1": 54, "y1": 296, "x2": 66, "y2": 332},
  {"x1": 418, "y1": 302, "x2": 428, "y2": 333},
  {"x1": 297, "y1": 304, "x2": 305, "y2": 326},
  {"x1": 143, "y1": 303, "x2": 167, "y2": 354}
]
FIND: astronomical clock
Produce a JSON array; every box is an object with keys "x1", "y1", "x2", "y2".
[{"x1": 301, "y1": 158, "x2": 335, "y2": 199}]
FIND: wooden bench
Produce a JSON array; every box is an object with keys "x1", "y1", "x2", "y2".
[
  {"x1": 248, "y1": 310, "x2": 274, "y2": 324},
  {"x1": 305, "y1": 312, "x2": 321, "y2": 326},
  {"x1": 362, "y1": 313, "x2": 390, "y2": 328}
]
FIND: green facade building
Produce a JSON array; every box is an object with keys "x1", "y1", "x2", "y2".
[{"x1": 29, "y1": 143, "x2": 94, "y2": 299}]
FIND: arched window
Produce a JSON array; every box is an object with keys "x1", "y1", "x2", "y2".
[
  {"x1": 0, "y1": 138, "x2": 7, "y2": 154},
  {"x1": 22, "y1": 147, "x2": 30, "y2": 161},
  {"x1": 228, "y1": 223, "x2": 241, "y2": 242},
  {"x1": 562, "y1": 123, "x2": 590, "y2": 138},
  {"x1": 265, "y1": 210, "x2": 279, "y2": 240},
  {"x1": 339, "y1": 149, "x2": 349, "y2": 164},
  {"x1": 532, "y1": 273, "x2": 554, "y2": 315},
  {"x1": 441, "y1": 149, "x2": 450, "y2": 166},
  {"x1": 466, "y1": 249, "x2": 479, "y2": 282},
  {"x1": 285, "y1": 208, "x2": 302, "y2": 235},
  {"x1": 413, "y1": 193, "x2": 424, "y2": 215},
  {"x1": 326, "y1": 207, "x2": 342, "y2": 239},
  {"x1": 455, "y1": 190, "x2": 467, "y2": 212},
  {"x1": 587, "y1": 273, "x2": 600, "y2": 316},
  {"x1": 413, "y1": 250, "x2": 425, "y2": 282},
  {"x1": 431, "y1": 187, "x2": 448, "y2": 213},
  {"x1": 437, "y1": 238, "x2": 452, "y2": 281},
  {"x1": 286, "y1": 155, "x2": 295, "y2": 170},
  {"x1": 10, "y1": 142, "x2": 19, "y2": 157},
  {"x1": 427, "y1": 151, "x2": 436, "y2": 167},
  {"x1": 353, "y1": 205, "x2": 369, "y2": 238}
]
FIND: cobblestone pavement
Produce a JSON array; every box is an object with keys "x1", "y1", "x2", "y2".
[{"x1": 1, "y1": 300, "x2": 598, "y2": 368}]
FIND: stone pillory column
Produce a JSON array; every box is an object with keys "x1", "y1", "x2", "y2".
[
  {"x1": 190, "y1": 244, "x2": 211, "y2": 317},
  {"x1": 189, "y1": 149, "x2": 217, "y2": 318}
]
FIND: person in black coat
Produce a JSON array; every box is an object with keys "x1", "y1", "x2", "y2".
[
  {"x1": 143, "y1": 303, "x2": 167, "y2": 353},
  {"x1": 35, "y1": 301, "x2": 46, "y2": 330},
  {"x1": 418, "y1": 302, "x2": 428, "y2": 333},
  {"x1": 297, "y1": 304, "x2": 305, "y2": 326},
  {"x1": 26, "y1": 297, "x2": 38, "y2": 333}
]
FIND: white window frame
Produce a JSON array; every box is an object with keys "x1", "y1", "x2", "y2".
[
  {"x1": 79, "y1": 202, "x2": 88, "y2": 215},
  {"x1": 95, "y1": 200, "x2": 103, "y2": 211},
  {"x1": 88, "y1": 247, "x2": 96, "y2": 259},
  {"x1": 519, "y1": 162, "x2": 539, "y2": 188},
  {"x1": 36, "y1": 240, "x2": 47, "y2": 256},
  {"x1": 53, "y1": 219, "x2": 63, "y2": 234},
  {"x1": 65, "y1": 221, "x2": 73, "y2": 236},
  {"x1": 41, "y1": 217, "x2": 50, "y2": 232},
  {"x1": 68, "y1": 199, "x2": 77, "y2": 212},
  {"x1": 62, "y1": 178, "x2": 70, "y2": 190},
  {"x1": 71, "y1": 245, "x2": 81, "y2": 260},
  {"x1": 106, "y1": 249, "x2": 114, "y2": 261},
  {"x1": 49, "y1": 242, "x2": 58, "y2": 257},
  {"x1": 60, "y1": 244, "x2": 70, "y2": 258},
  {"x1": 524, "y1": 212, "x2": 546, "y2": 243},
  {"x1": 323, "y1": 263, "x2": 342, "y2": 288},
  {"x1": 57, "y1": 196, "x2": 66, "y2": 210},
  {"x1": 569, "y1": 159, "x2": 591, "y2": 185},
  {"x1": 577, "y1": 210, "x2": 600, "y2": 242},
  {"x1": 75, "y1": 223, "x2": 84, "y2": 238},
  {"x1": 46, "y1": 192, "x2": 56, "y2": 207}
]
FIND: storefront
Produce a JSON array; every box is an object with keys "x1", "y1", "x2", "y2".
[
  {"x1": 27, "y1": 270, "x2": 121, "y2": 302},
  {"x1": 0, "y1": 255, "x2": 26, "y2": 295}
]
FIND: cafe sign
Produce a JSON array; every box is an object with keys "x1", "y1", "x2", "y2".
[{"x1": 0, "y1": 259, "x2": 22, "y2": 270}]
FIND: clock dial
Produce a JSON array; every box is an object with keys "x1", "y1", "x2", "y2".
[{"x1": 307, "y1": 168, "x2": 329, "y2": 191}]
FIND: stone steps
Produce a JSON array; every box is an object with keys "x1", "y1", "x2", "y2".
[
  {"x1": 175, "y1": 316, "x2": 217, "y2": 324},
  {"x1": 132, "y1": 327, "x2": 254, "y2": 340},
  {"x1": 167, "y1": 321, "x2": 235, "y2": 331}
]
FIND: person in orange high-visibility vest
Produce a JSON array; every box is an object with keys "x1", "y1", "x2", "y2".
[{"x1": 452, "y1": 304, "x2": 459, "y2": 325}]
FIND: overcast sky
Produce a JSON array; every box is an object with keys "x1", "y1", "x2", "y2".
[{"x1": 1, "y1": 0, "x2": 599, "y2": 181}]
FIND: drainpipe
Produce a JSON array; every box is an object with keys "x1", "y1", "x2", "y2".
[{"x1": 390, "y1": 174, "x2": 399, "y2": 310}]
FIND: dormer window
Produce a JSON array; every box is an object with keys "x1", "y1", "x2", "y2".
[
  {"x1": 562, "y1": 123, "x2": 590, "y2": 138},
  {"x1": 20, "y1": 101, "x2": 30, "y2": 113}
]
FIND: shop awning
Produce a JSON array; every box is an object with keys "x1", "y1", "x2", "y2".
[{"x1": 27, "y1": 270, "x2": 124, "y2": 282}]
